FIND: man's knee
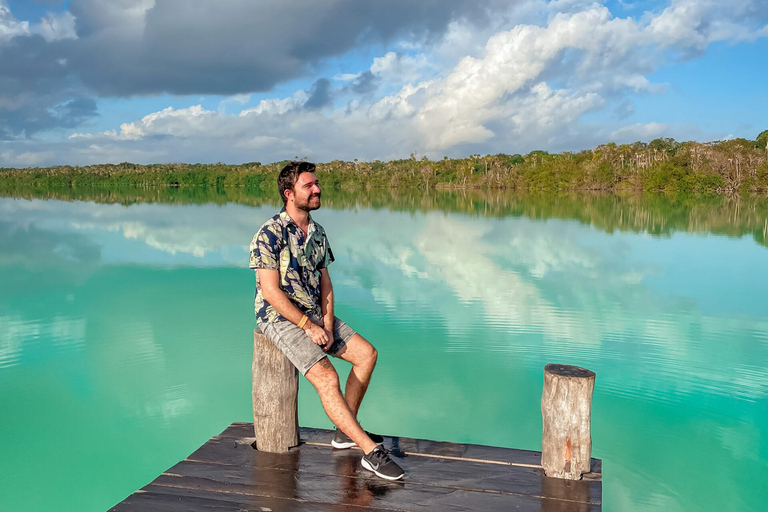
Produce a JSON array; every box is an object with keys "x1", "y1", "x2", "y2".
[
  {"x1": 306, "y1": 357, "x2": 340, "y2": 389},
  {"x1": 349, "y1": 338, "x2": 378, "y2": 369},
  {"x1": 353, "y1": 340, "x2": 378, "y2": 370},
  {"x1": 337, "y1": 335, "x2": 378, "y2": 369}
]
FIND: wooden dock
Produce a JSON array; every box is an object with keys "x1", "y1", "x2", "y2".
[{"x1": 110, "y1": 422, "x2": 602, "y2": 511}]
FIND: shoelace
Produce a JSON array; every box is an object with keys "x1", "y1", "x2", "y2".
[{"x1": 370, "y1": 447, "x2": 392, "y2": 464}]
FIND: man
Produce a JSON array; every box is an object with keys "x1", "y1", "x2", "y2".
[{"x1": 249, "y1": 161, "x2": 405, "y2": 481}]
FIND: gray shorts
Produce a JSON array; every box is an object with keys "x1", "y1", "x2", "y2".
[{"x1": 259, "y1": 315, "x2": 357, "y2": 375}]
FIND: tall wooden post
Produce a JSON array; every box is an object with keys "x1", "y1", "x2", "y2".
[
  {"x1": 541, "y1": 364, "x2": 595, "y2": 480},
  {"x1": 252, "y1": 330, "x2": 299, "y2": 452}
]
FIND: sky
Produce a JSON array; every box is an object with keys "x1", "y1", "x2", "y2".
[{"x1": 0, "y1": 0, "x2": 767, "y2": 167}]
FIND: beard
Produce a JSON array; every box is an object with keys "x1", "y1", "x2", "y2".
[{"x1": 296, "y1": 193, "x2": 322, "y2": 211}]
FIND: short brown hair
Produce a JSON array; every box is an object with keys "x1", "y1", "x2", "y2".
[{"x1": 278, "y1": 161, "x2": 316, "y2": 204}]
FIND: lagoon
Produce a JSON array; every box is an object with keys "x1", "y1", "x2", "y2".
[{"x1": 1, "y1": 191, "x2": 767, "y2": 511}]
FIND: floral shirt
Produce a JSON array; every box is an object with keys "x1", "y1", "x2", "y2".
[{"x1": 249, "y1": 208, "x2": 334, "y2": 325}]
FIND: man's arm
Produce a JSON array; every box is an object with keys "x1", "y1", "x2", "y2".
[
  {"x1": 320, "y1": 267, "x2": 334, "y2": 332},
  {"x1": 257, "y1": 268, "x2": 330, "y2": 348}
]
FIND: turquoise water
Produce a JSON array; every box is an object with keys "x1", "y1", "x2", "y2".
[{"x1": 1, "y1": 194, "x2": 767, "y2": 511}]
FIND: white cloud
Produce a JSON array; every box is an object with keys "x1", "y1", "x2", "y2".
[
  {"x1": 0, "y1": 149, "x2": 55, "y2": 167},
  {"x1": 37, "y1": 11, "x2": 77, "y2": 42},
  {"x1": 0, "y1": 2, "x2": 77, "y2": 43},
  {"x1": 333, "y1": 73, "x2": 362, "y2": 82},
  {"x1": 72, "y1": 105, "x2": 219, "y2": 141},
  {"x1": 610, "y1": 122, "x2": 668, "y2": 141},
  {"x1": 415, "y1": 7, "x2": 651, "y2": 149},
  {"x1": 648, "y1": 0, "x2": 768, "y2": 50},
  {"x1": 370, "y1": 52, "x2": 434, "y2": 85},
  {"x1": 217, "y1": 93, "x2": 251, "y2": 113},
  {"x1": 8, "y1": 0, "x2": 768, "y2": 166},
  {"x1": 239, "y1": 91, "x2": 308, "y2": 117},
  {"x1": 122, "y1": 105, "x2": 217, "y2": 138},
  {"x1": 546, "y1": 0, "x2": 599, "y2": 13},
  {"x1": 0, "y1": 3, "x2": 30, "y2": 43},
  {"x1": 368, "y1": 82, "x2": 431, "y2": 120},
  {"x1": 433, "y1": 0, "x2": 544, "y2": 62}
]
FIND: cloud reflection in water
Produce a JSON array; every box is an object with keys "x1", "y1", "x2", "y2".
[{"x1": 2, "y1": 196, "x2": 768, "y2": 405}]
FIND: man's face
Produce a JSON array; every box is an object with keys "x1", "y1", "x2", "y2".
[{"x1": 288, "y1": 171, "x2": 322, "y2": 211}]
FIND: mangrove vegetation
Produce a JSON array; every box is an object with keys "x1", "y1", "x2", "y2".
[{"x1": 1, "y1": 134, "x2": 767, "y2": 194}]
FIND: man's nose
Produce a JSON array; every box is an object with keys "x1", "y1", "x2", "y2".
[{"x1": 312, "y1": 184, "x2": 321, "y2": 193}]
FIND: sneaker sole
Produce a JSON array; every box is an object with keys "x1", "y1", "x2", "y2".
[
  {"x1": 331, "y1": 438, "x2": 385, "y2": 450},
  {"x1": 361, "y1": 458, "x2": 404, "y2": 481},
  {"x1": 331, "y1": 439, "x2": 357, "y2": 449}
]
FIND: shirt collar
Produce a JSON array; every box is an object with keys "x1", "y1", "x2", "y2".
[{"x1": 279, "y1": 206, "x2": 315, "y2": 233}]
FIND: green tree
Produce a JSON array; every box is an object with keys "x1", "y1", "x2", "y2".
[{"x1": 756, "y1": 130, "x2": 768, "y2": 150}]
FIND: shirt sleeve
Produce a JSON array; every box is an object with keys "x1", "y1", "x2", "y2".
[
  {"x1": 249, "y1": 227, "x2": 281, "y2": 270},
  {"x1": 317, "y1": 235, "x2": 335, "y2": 269}
]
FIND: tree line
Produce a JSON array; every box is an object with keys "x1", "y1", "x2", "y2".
[{"x1": 1, "y1": 132, "x2": 767, "y2": 194}]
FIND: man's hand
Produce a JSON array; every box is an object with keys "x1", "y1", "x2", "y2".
[
  {"x1": 322, "y1": 327, "x2": 334, "y2": 351},
  {"x1": 304, "y1": 322, "x2": 331, "y2": 350}
]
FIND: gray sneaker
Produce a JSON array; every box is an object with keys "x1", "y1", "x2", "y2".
[
  {"x1": 332, "y1": 428, "x2": 384, "y2": 449},
  {"x1": 361, "y1": 447, "x2": 405, "y2": 481}
]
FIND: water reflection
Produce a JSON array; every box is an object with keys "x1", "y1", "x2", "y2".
[
  {"x1": 1, "y1": 193, "x2": 767, "y2": 511},
  {"x1": 3, "y1": 187, "x2": 768, "y2": 247},
  {"x1": 0, "y1": 315, "x2": 87, "y2": 369},
  {"x1": 330, "y1": 452, "x2": 398, "y2": 507},
  {"x1": 0, "y1": 220, "x2": 100, "y2": 269},
  {"x1": 2, "y1": 196, "x2": 768, "y2": 402}
]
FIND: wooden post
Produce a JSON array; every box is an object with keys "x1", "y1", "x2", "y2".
[
  {"x1": 252, "y1": 329, "x2": 299, "y2": 452},
  {"x1": 541, "y1": 364, "x2": 595, "y2": 480}
]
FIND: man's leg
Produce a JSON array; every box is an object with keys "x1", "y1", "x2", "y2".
[
  {"x1": 304, "y1": 356, "x2": 377, "y2": 454},
  {"x1": 334, "y1": 333, "x2": 378, "y2": 416}
]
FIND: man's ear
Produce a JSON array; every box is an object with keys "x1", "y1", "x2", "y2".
[{"x1": 283, "y1": 188, "x2": 293, "y2": 203}]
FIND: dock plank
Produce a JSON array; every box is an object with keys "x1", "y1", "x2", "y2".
[
  {"x1": 145, "y1": 474, "x2": 553, "y2": 512},
  {"x1": 220, "y1": 422, "x2": 549, "y2": 469},
  {"x1": 111, "y1": 423, "x2": 602, "y2": 511},
  {"x1": 112, "y1": 488, "x2": 395, "y2": 511},
  {"x1": 223, "y1": 422, "x2": 603, "y2": 476},
  {"x1": 144, "y1": 480, "x2": 599, "y2": 512},
  {"x1": 195, "y1": 431, "x2": 601, "y2": 504}
]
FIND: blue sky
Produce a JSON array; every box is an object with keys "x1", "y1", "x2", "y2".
[{"x1": 1, "y1": 0, "x2": 767, "y2": 167}]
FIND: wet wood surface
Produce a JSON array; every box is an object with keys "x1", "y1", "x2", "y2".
[{"x1": 110, "y1": 422, "x2": 602, "y2": 511}]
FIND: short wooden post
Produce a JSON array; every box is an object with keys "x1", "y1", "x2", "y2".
[
  {"x1": 252, "y1": 329, "x2": 299, "y2": 452},
  {"x1": 541, "y1": 364, "x2": 595, "y2": 480}
]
